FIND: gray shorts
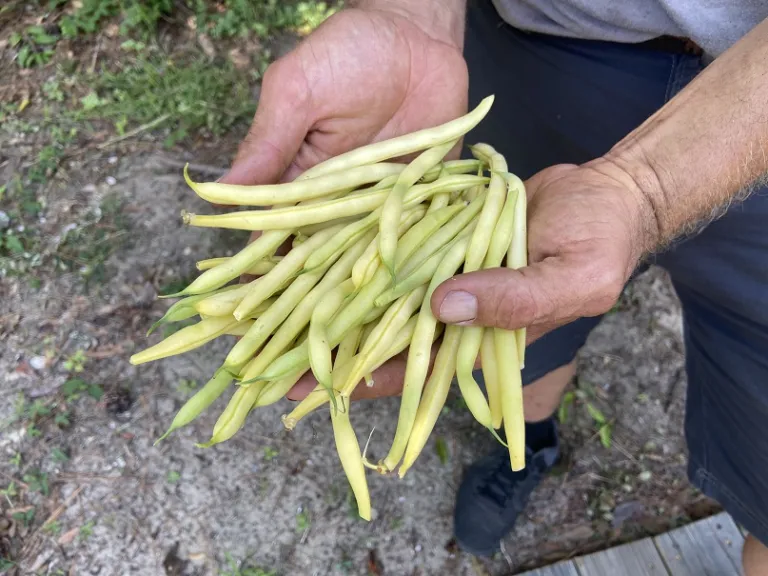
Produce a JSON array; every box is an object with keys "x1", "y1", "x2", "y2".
[{"x1": 464, "y1": 1, "x2": 768, "y2": 544}]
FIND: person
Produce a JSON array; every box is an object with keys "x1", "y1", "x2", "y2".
[{"x1": 220, "y1": 1, "x2": 768, "y2": 572}]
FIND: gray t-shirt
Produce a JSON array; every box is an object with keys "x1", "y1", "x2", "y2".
[{"x1": 491, "y1": 0, "x2": 768, "y2": 57}]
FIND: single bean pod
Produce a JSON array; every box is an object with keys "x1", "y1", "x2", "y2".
[
  {"x1": 309, "y1": 279, "x2": 357, "y2": 391},
  {"x1": 146, "y1": 285, "x2": 241, "y2": 335},
  {"x1": 378, "y1": 139, "x2": 458, "y2": 276},
  {"x1": 130, "y1": 316, "x2": 244, "y2": 365},
  {"x1": 297, "y1": 95, "x2": 493, "y2": 180},
  {"x1": 330, "y1": 393, "x2": 371, "y2": 521},
  {"x1": 480, "y1": 329, "x2": 503, "y2": 430},
  {"x1": 198, "y1": 384, "x2": 262, "y2": 448},
  {"x1": 155, "y1": 368, "x2": 233, "y2": 444},
  {"x1": 167, "y1": 230, "x2": 291, "y2": 296},
  {"x1": 183, "y1": 175, "x2": 487, "y2": 232},
  {"x1": 185, "y1": 162, "x2": 406, "y2": 206},
  {"x1": 196, "y1": 256, "x2": 282, "y2": 274}
]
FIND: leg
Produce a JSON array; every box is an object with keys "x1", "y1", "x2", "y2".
[{"x1": 454, "y1": 0, "x2": 687, "y2": 555}]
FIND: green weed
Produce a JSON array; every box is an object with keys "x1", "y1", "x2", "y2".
[{"x1": 10, "y1": 25, "x2": 59, "y2": 68}]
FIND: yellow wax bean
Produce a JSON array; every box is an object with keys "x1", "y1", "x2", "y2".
[
  {"x1": 393, "y1": 203, "x2": 464, "y2": 272},
  {"x1": 185, "y1": 162, "x2": 405, "y2": 206},
  {"x1": 379, "y1": 139, "x2": 458, "y2": 276},
  {"x1": 297, "y1": 95, "x2": 494, "y2": 180},
  {"x1": 398, "y1": 325, "x2": 462, "y2": 478},
  {"x1": 254, "y1": 267, "x2": 394, "y2": 383},
  {"x1": 330, "y1": 394, "x2": 371, "y2": 521},
  {"x1": 155, "y1": 368, "x2": 232, "y2": 443},
  {"x1": 309, "y1": 279, "x2": 356, "y2": 390},
  {"x1": 340, "y1": 286, "x2": 426, "y2": 398},
  {"x1": 283, "y1": 316, "x2": 421, "y2": 429},
  {"x1": 454, "y1": 144, "x2": 511, "y2": 429},
  {"x1": 183, "y1": 175, "x2": 487, "y2": 232},
  {"x1": 129, "y1": 316, "x2": 244, "y2": 365},
  {"x1": 481, "y1": 329, "x2": 503, "y2": 429},
  {"x1": 239, "y1": 231, "x2": 375, "y2": 384},
  {"x1": 199, "y1": 384, "x2": 262, "y2": 448},
  {"x1": 225, "y1": 321, "x2": 254, "y2": 337},
  {"x1": 377, "y1": 229, "x2": 473, "y2": 307},
  {"x1": 252, "y1": 370, "x2": 305, "y2": 407},
  {"x1": 224, "y1": 260, "x2": 332, "y2": 370},
  {"x1": 351, "y1": 206, "x2": 427, "y2": 289},
  {"x1": 304, "y1": 215, "x2": 377, "y2": 272},
  {"x1": 398, "y1": 193, "x2": 485, "y2": 279},
  {"x1": 194, "y1": 282, "x2": 277, "y2": 318},
  {"x1": 233, "y1": 224, "x2": 344, "y2": 320},
  {"x1": 196, "y1": 256, "x2": 282, "y2": 275},
  {"x1": 335, "y1": 325, "x2": 363, "y2": 369},
  {"x1": 507, "y1": 172, "x2": 528, "y2": 367},
  {"x1": 172, "y1": 229, "x2": 291, "y2": 296},
  {"x1": 147, "y1": 285, "x2": 241, "y2": 335},
  {"x1": 495, "y1": 327, "x2": 525, "y2": 470},
  {"x1": 380, "y1": 231, "x2": 471, "y2": 472}
]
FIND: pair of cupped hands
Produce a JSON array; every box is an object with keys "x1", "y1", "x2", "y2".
[{"x1": 220, "y1": 8, "x2": 654, "y2": 400}]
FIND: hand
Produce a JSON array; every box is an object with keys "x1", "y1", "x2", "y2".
[
  {"x1": 220, "y1": 6, "x2": 468, "y2": 187},
  {"x1": 285, "y1": 160, "x2": 656, "y2": 401},
  {"x1": 430, "y1": 160, "x2": 656, "y2": 339}
]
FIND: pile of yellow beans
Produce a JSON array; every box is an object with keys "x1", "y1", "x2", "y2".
[{"x1": 130, "y1": 95, "x2": 528, "y2": 520}]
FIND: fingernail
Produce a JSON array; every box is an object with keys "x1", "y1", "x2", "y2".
[{"x1": 438, "y1": 290, "x2": 477, "y2": 324}]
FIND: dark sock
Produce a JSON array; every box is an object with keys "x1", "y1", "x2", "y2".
[{"x1": 524, "y1": 417, "x2": 556, "y2": 452}]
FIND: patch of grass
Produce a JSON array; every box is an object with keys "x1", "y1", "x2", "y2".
[
  {"x1": 80, "y1": 53, "x2": 256, "y2": 147},
  {"x1": 62, "y1": 378, "x2": 104, "y2": 401},
  {"x1": 55, "y1": 193, "x2": 130, "y2": 286},
  {"x1": 263, "y1": 446, "x2": 278, "y2": 461},
  {"x1": 10, "y1": 25, "x2": 59, "y2": 68},
  {"x1": 79, "y1": 520, "x2": 95, "y2": 540},
  {"x1": 23, "y1": 470, "x2": 49, "y2": 496},
  {"x1": 42, "y1": 520, "x2": 62, "y2": 535},
  {"x1": 175, "y1": 378, "x2": 199, "y2": 396},
  {"x1": 166, "y1": 470, "x2": 181, "y2": 483},
  {"x1": 51, "y1": 447, "x2": 70, "y2": 463},
  {"x1": 221, "y1": 552, "x2": 276, "y2": 576},
  {"x1": 295, "y1": 507, "x2": 310, "y2": 534},
  {"x1": 12, "y1": 507, "x2": 35, "y2": 527}
]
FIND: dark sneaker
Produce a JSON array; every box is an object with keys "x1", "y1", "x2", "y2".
[{"x1": 453, "y1": 417, "x2": 560, "y2": 556}]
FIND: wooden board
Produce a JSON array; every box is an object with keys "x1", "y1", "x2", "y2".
[
  {"x1": 522, "y1": 560, "x2": 580, "y2": 576},
  {"x1": 654, "y1": 513, "x2": 745, "y2": 576},
  {"x1": 574, "y1": 539, "x2": 669, "y2": 576}
]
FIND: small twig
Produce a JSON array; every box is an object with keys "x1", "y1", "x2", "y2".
[
  {"x1": 154, "y1": 156, "x2": 228, "y2": 177},
  {"x1": 89, "y1": 35, "x2": 102, "y2": 74},
  {"x1": 96, "y1": 114, "x2": 171, "y2": 150},
  {"x1": 23, "y1": 486, "x2": 84, "y2": 553}
]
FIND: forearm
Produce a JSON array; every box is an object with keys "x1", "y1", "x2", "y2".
[
  {"x1": 603, "y1": 17, "x2": 768, "y2": 250},
  {"x1": 351, "y1": 0, "x2": 467, "y2": 48}
]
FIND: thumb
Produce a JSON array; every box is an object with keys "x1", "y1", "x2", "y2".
[
  {"x1": 430, "y1": 257, "x2": 618, "y2": 333},
  {"x1": 220, "y1": 58, "x2": 312, "y2": 186}
]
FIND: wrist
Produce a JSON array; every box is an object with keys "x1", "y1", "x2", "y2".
[
  {"x1": 583, "y1": 154, "x2": 664, "y2": 266},
  {"x1": 351, "y1": 0, "x2": 466, "y2": 48}
]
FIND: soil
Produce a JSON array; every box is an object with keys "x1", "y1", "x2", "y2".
[{"x1": 0, "y1": 151, "x2": 721, "y2": 576}]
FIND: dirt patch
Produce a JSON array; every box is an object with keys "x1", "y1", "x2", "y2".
[{"x1": 0, "y1": 150, "x2": 718, "y2": 575}]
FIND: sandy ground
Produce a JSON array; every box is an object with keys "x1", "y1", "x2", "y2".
[{"x1": 0, "y1": 153, "x2": 719, "y2": 576}]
